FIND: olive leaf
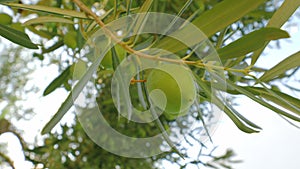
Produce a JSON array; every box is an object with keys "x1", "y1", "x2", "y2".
[
  {"x1": 155, "y1": 0, "x2": 267, "y2": 52},
  {"x1": 251, "y1": 0, "x2": 300, "y2": 65},
  {"x1": 43, "y1": 65, "x2": 72, "y2": 96},
  {"x1": 24, "y1": 16, "x2": 74, "y2": 25},
  {"x1": 217, "y1": 27, "x2": 290, "y2": 60},
  {"x1": 194, "y1": 73, "x2": 260, "y2": 133},
  {"x1": 0, "y1": 0, "x2": 17, "y2": 3},
  {"x1": 41, "y1": 45, "x2": 111, "y2": 134},
  {"x1": 0, "y1": 23, "x2": 38, "y2": 49},
  {"x1": 259, "y1": 51, "x2": 300, "y2": 82},
  {"x1": 5, "y1": 2, "x2": 89, "y2": 19},
  {"x1": 225, "y1": 79, "x2": 300, "y2": 122}
]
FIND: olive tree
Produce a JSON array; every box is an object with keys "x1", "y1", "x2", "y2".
[{"x1": 0, "y1": 0, "x2": 299, "y2": 168}]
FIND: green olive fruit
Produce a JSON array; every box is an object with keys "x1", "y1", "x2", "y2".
[
  {"x1": 101, "y1": 45, "x2": 126, "y2": 69},
  {"x1": 10, "y1": 23, "x2": 25, "y2": 32},
  {"x1": 146, "y1": 64, "x2": 196, "y2": 118},
  {"x1": 0, "y1": 13, "x2": 12, "y2": 25},
  {"x1": 64, "y1": 31, "x2": 77, "y2": 49},
  {"x1": 163, "y1": 109, "x2": 189, "y2": 121},
  {"x1": 72, "y1": 60, "x2": 87, "y2": 80}
]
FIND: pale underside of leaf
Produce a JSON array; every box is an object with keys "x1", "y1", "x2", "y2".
[
  {"x1": 251, "y1": 0, "x2": 300, "y2": 65},
  {"x1": 154, "y1": 0, "x2": 267, "y2": 52},
  {"x1": 218, "y1": 27, "x2": 290, "y2": 60},
  {"x1": 24, "y1": 16, "x2": 74, "y2": 25},
  {"x1": 259, "y1": 51, "x2": 300, "y2": 82},
  {"x1": 225, "y1": 79, "x2": 300, "y2": 122},
  {"x1": 5, "y1": 3, "x2": 89, "y2": 19}
]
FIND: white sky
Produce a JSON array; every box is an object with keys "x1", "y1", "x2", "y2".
[{"x1": 212, "y1": 24, "x2": 300, "y2": 169}]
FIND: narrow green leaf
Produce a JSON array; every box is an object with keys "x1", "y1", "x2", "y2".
[
  {"x1": 155, "y1": 0, "x2": 267, "y2": 52},
  {"x1": 244, "y1": 87, "x2": 300, "y2": 115},
  {"x1": 134, "y1": 61, "x2": 147, "y2": 110},
  {"x1": 218, "y1": 82, "x2": 300, "y2": 116},
  {"x1": 126, "y1": 0, "x2": 133, "y2": 15},
  {"x1": 41, "y1": 92, "x2": 74, "y2": 134},
  {"x1": 5, "y1": 3, "x2": 89, "y2": 19},
  {"x1": 151, "y1": 107, "x2": 185, "y2": 158},
  {"x1": 138, "y1": 0, "x2": 153, "y2": 13},
  {"x1": 0, "y1": 0, "x2": 17, "y2": 3},
  {"x1": 195, "y1": 98, "x2": 213, "y2": 142},
  {"x1": 193, "y1": 73, "x2": 259, "y2": 133},
  {"x1": 158, "y1": 0, "x2": 193, "y2": 39},
  {"x1": 24, "y1": 16, "x2": 74, "y2": 25},
  {"x1": 41, "y1": 45, "x2": 111, "y2": 135},
  {"x1": 131, "y1": 0, "x2": 153, "y2": 33},
  {"x1": 43, "y1": 66, "x2": 71, "y2": 96},
  {"x1": 218, "y1": 28, "x2": 290, "y2": 59},
  {"x1": 193, "y1": 0, "x2": 266, "y2": 37},
  {"x1": 42, "y1": 40, "x2": 64, "y2": 53},
  {"x1": 111, "y1": 46, "x2": 120, "y2": 71},
  {"x1": 113, "y1": 0, "x2": 117, "y2": 18},
  {"x1": 26, "y1": 25, "x2": 54, "y2": 39},
  {"x1": 145, "y1": 83, "x2": 184, "y2": 158},
  {"x1": 225, "y1": 102, "x2": 262, "y2": 130},
  {"x1": 214, "y1": 97, "x2": 259, "y2": 133},
  {"x1": 251, "y1": 0, "x2": 300, "y2": 65},
  {"x1": 222, "y1": 77, "x2": 300, "y2": 122},
  {"x1": 259, "y1": 51, "x2": 300, "y2": 82},
  {"x1": 86, "y1": 8, "x2": 114, "y2": 34},
  {"x1": 0, "y1": 23, "x2": 38, "y2": 49},
  {"x1": 129, "y1": 0, "x2": 153, "y2": 44},
  {"x1": 133, "y1": 35, "x2": 154, "y2": 50},
  {"x1": 207, "y1": 73, "x2": 300, "y2": 122}
]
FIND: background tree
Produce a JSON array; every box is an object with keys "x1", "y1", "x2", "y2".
[
  {"x1": 0, "y1": 0, "x2": 299, "y2": 168},
  {"x1": 0, "y1": 42, "x2": 35, "y2": 168}
]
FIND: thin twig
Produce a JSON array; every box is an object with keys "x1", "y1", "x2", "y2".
[
  {"x1": 73, "y1": 0, "x2": 188, "y2": 64},
  {"x1": 72, "y1": 0, "x2": 249, "y2": 74},
  {"x1": 0, "y1": 151, "x2": 15, "y2": 169}
]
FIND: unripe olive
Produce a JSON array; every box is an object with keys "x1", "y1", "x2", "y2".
[
  {"x1": 64, "y1": 31, "x2": 77, "y2": 49},
  {"x1": 163, "y1": 109, "x2": 189, "y2": 121},
  {"x1": 146, "y1": 64, "x2": 196, "y2": 119},
  {"x1": 0, "y1": 13, "x2": 12, "y2": 25}
]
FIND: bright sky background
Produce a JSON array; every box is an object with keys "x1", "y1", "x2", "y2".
[
  {"x1": 0, "y1": 4, "x2": 300, "y2": 169},
  {"x1": 213, "y1": 21, "x2": 300, "y2": 169}
]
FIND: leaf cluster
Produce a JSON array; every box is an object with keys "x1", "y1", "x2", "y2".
[{"x1": 0, "y1": 0, "x2": 300, "y2": 168}]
